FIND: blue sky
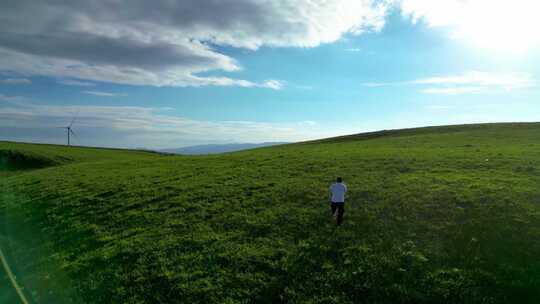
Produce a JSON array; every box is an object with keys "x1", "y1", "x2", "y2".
[{"x1": 1, "y1": 1, "x2": 539, "y2": 149}]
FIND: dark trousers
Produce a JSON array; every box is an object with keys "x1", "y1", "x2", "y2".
[{"x1": 331, "y1": 202, "x2": 345, "y2": 225}]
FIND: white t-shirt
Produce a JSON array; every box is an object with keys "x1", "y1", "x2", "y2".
[{"x1": 330, "y1": 182, "x2": 347, "y2": 203}]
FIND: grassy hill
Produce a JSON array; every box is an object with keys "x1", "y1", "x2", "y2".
[{"x1": 1, "y1": 123, "x2": 540, "y2": 303}]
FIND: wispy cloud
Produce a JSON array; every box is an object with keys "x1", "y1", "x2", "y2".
[
  {"x1": 0, "y1": 94, "x2": 27, "y2": 102},
  {"x1": 1, "y1": 78, "x2": 31, "y2": 85},
  {"x1": 363, "y1": 71, "x2": 537, "y2": 95},
  {"x1": 421, "y1": 87, "x2": 484, "y2": 95},
  {"x1": 0, "y1": 98, "x2": 338, "y2": 149},
  {"x1": 298, "y1": 120, "x2": 317, "y2": 126},
  {"x1": 425, "y1": 105, "x2": 452, "y2": 111},
  {"x1": 59, "y1": 79, "x2": 96, "y2": 87},
  {"x1": 362, "y1": 82, "x2": 387, "y2": 87},
  {"x1": 83, "y1": 91, "x2": 127, "y2": 97},
  {"x1": 261, "y1": 80, "x2": 284, "y2": 90},
  {"x1": 345, "y1": 47, "x2": 375, "y2": 55},
  {"x1": 412, "y1": 71, "x2": 536, "y2": 90}
]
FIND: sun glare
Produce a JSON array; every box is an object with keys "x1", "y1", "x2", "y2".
[{"x1": 455, "y1": 1, "x2": 540, "y2": 53}]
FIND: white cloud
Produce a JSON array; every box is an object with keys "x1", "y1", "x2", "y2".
[
  {"x1": 400, "y1": 0, "x2": 540, "y2": 53},
  {"x1": 83, "y1": 91, "x2": 127, "y2": 97},
  {"x1": 0, "y1": 78, "x2": 31, "y2": 85},
  {"x1": 0, "y1": 1, "x2": 390, "y2": 88},
  {"x1": 400, "y1": 0, "x2": 466, "y2": 27}
]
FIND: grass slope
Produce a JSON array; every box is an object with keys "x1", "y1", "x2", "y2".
[{"x1": 1, "y1": 123, "x2": 540, "y2": 303}]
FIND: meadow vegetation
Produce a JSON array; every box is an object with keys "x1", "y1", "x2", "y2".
[{"x1": 1, "y1": 123, "x2": 540, "y2": 303}]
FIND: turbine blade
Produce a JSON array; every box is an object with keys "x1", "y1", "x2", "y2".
[
  {"x1": 69, "y1": 128, "x2": 78, "y2": 141},
  {"x1": 69, "y1": 109, "x2": 80, "y2": 128}
]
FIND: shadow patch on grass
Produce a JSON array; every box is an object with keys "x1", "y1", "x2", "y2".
[{"x1": 0, "y1": 150, "x2": 61, "y2": 171}]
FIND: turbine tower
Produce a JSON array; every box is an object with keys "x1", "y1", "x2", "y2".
[{"x1": 61, "y1": 113, "x2": 78, "y2": 146}]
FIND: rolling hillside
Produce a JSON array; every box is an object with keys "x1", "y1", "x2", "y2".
[{"x1": 1, "y1": 123, "x2": 540, "y2": 303}]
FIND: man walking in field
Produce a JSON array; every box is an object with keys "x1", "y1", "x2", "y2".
[{"x1": 330, "y1": 177, "x2": 347, "y2": 226}]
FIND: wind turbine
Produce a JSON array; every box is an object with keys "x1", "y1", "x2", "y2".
[{"x1": 60, "y1": 112, "x2": 79, "y2": 146}]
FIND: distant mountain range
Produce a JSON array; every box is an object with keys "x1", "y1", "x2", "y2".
[{"x1": 160, "y1": 142, "x2": 288, "y2": 155}]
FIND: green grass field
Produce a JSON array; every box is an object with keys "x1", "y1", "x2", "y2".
[{"x1": 1, "y1": 123, "x2": 540, "y2": 303}]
